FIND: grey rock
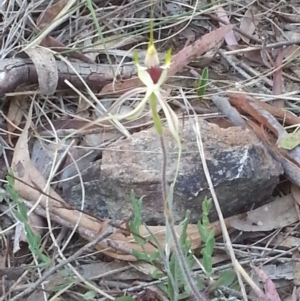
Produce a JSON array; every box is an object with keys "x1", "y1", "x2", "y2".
[{"x1": 61, "y1": 118, "x2": 283, "y2": 224}]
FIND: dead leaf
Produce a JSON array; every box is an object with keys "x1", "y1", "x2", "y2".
[
  {"x1": 240, "y1": 7, "x2": 259, "y2": 44},
  {"x1": 229, "y1": 194, "x2": 299, "y2": 232},
  {"x1": 6, "y1": 93, "x2": 28, "y2": 146},
  {"x1": 243, "y1": 49, "x2": 265, "y2": 66},
  {"x1": 31, "y1": 138, "x2": 70, "y2": 179},
  {"x1": 283, "y1": 45, "x2": 300, "y2": 63},
  {"x1": 170, "y1": 24, "x2": 234, "y2": 76},
  {"x1": 24, "y1": 47, "x2": 58, "y2": 95},
  {"x1": 251, "y1": 264, "x2": 282, "y2": 301},
  {"x1": 36, "y1": 0, "x2": 69, "y2": 30},
  {"x1": 215, "y1": 6, "x2": 238, "y2": 46}
]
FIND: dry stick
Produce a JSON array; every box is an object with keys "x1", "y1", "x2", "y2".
[
  {"x1": 211, "y1": 95, "x2": 246, "y2": 128},
  {"x1": 218, "y1": 49, "x2": 272, "y2": 95},
  {"x1": 159, "y1": 133, "x2": 209, "y2": 301},
  {"x1": 238, "y1": 61, "x2": 273, "y2": 88},
  {"x1": 7, "y1": 226, "x2": 115, "y2": 301}
]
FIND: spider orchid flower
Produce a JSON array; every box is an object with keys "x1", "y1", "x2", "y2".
[{"x1": 114, "y1": 41, "x2": 180, "y2": 146}]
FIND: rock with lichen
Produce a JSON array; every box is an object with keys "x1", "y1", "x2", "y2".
[{"x1": 60, "y1": 118, "x2": 283, "y2": 224}]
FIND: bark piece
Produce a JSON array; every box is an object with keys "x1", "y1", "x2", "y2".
[
  {"x1": 0, "y1": 58, "x2": 135, "y2": 96},
  {"x1": 61, "y1": 119, "x2": 283, "y2": 224}
]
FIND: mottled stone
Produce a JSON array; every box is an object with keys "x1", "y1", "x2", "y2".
[{"x1": 61, "y1": 118, "x2": 283, "y2": 224}]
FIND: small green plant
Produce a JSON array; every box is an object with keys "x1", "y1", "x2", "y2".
[
  {"x1": 129, "y1": 192, "x2": 237, "y2": 300},
  {"x1": 4, "y1": 171, "x2": 50, "y2": 266},
  {"x1": 196, "y1": 67, "x2": 209, "y2": 101},
  {"x1": 129, "y1": 190, "x2": 161, "y2": 263},
  {"x1": 129, "y1": 191, "x2": 204, "y2": 300},
  {"x1": 154, "y1": 211, "x2": 205, "y2": 300},
  {"x1": 197, "y1": 197, "x2": 237, "y2": 294},
  {"x1": 197, "y1": 197, "x2": 215, "y2": 277}
]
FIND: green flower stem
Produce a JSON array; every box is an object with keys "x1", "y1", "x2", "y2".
[{"x1": 149, "y1": 93, "x2": 163, "y2": 135}]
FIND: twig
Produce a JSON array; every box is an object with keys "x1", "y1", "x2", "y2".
[
  {"x1": 218, "y1": 49, "x2": 272, "y2": 95},
  {"x1": 238, "y1": 61, "x2": 273, "y2": 87},
  {"x1": 211, "y1": 95, "x2": 246, "y2": 128}
]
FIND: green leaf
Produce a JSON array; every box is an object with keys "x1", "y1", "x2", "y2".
[
  {"x1": 83, "y1": 290, "x2": 97, "y2": 300},
  {"x1": 152, "y1": 268, "x2": 164, "y2": 279},
  {"x1": 197, "y1": 222, "x2": 208, "y2": 242},
  {"x1": 18, "y1": 202, "x2": 28, "y2": 222},
  {"x1": 178, "y1": 291, "x2": 190, "y2": 300},
  {"x1": 157, "y1": 283, "x2": 169, "y2": 297},
  {"x1": 179, "y1": 211, "x2": 190, "y2": 245},
  {"x1": 129, "y1": 190, "x2": 144, "y2": 246},
  {"x1": 149, "y1": 250, "x2": 160, "y2": 262},
  {"x1": 195, "y1": 275, "x2": 205, "y2": 291},
  {"x1": 202, "y1": 252, "x2": 212, "y2": 275},
  {"x1": 5, "y1": 184, "x2": 19, "y2": 203},
  {"x1": 205, "y1": 230, "x2": 215, "y2": 255},
  {"x1": 197, "y1": 67, "x2": 209, "y2": 100},
  {"x1": 278, "y1": 131, "x2": 300, "y2": 150},
  {"x1": 210, "y1": 270, "x2": 237, "y2": 290},
  {"x1": 202, "y1": 197, "x2": 212, "y2": 216},
  {"x1": 6, "y1": 169, "x2": 15, "y2": 186},
  {"x1": 131, "y1": 249, "x2": 151, "y2": 262}
]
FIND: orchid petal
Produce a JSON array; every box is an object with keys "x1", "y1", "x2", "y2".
[
  {"x1": 145, "y1": 44, "x2": 160, "y2": 67},
  {"x1": 120, "y1": 88, "x2": 152, "y2": 120},
  {"x1": 125, "y1": 100, "x2": 147, "y2": 121},
  {"x1": 164, "y1": 48, "x2": 172, "y2": 65},
  {"x1": 156, "y1": 69, "x2": 169, "y2": 87},
  {"x1": 156, "y1": 91, "x2": 180, "y2": 146},
  {"x1": 138, "y1": 69, "x2": 155, "y2": 87},
  {"x1": 109, "y1": 87, "x2": 147, "y2": 114}
]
